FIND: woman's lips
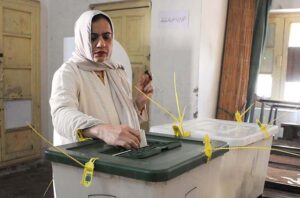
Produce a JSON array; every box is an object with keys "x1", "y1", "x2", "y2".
[{"x1": 94, "y1": 51, "x2": 107, "y2": 57}]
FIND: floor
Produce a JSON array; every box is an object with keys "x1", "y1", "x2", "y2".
[
  {"x1": 262, "y1": 138, "x2": 300, "y2": 198},
  {"x1": 0, "y1": 157, "x2": 299, "y2": 198},
  {"x1": 0, "y1": 159, "x2": 54, "y2": 198}
]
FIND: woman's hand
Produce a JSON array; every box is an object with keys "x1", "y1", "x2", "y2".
[
  {"x1": 135, "y1": 71, "x2": 154, "y2": 112},
  {"x1": 82, "y1": 124, "x2": 141, "y2": 149}
]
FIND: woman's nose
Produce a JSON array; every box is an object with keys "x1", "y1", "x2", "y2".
[{"x1": 96, "y1": 37, "x2": 105, "y2": 47}]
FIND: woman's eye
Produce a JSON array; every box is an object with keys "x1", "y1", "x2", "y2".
[
  {"x1": 91, "y1": 33, "x2": 99, "y2": 42},
  {"x1": 102, "y1": 32, "x2": 112, "y2": 40}
]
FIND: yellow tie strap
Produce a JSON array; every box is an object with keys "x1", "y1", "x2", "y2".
[
  {"x1": 77, "y1": 129, "x2": 92, "y2": 142},
  {"x1": 27, "y1": 123, "x2": 98, "y2": 188},
  {"x1": 203, "y1": 134, "x2": 212, "y2": 162},
  {"x1": 256, "y1": 119, "x2": 270, "y2": 139},
  {"x1": 172, "y1": 125, "x2": 191, "y2": 137},
  {"x1": 235, "y1": 111, "x2": 242, "y2": 123},
  {"x1": 81, "y1": 158, "x2": 98, "y2": 187}
]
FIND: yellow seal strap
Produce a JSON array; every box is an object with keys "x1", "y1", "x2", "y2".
[
  {"x1": 27, "y1": 123, "x2": 100, "y2": 188},
  {"x1": 235, "y1": 103, "x2": 254, "y2": 123},
  {"x1": 172, "y1": 125, "x2": 191, "y2": 137},
  {"x1": 182, "y1": 131, "x2": 191, "y2": 137},
  {"x1": 235, "y1": 111, "x2": 242, "y2": 123},
  {"x1": 256, "y1": 119, "x2": 270, "y2": 139},
  {"x1": 172, "y1": 125, "x2": 182, "y2": 137},
  {"x1": 81, "y1": 158, "x2": 98, "y2": 187},
  {"x1": 77, "y1": 129, "x2": 92, "y2": 142},
  {"x1": 203, "y1": 134, "x2": 212, "y2": 162}
]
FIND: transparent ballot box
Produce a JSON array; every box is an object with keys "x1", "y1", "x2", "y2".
[
  {"x1": 150, "y1": 119, "x2": 279, "y2": 198},
  {"x1": 46, "y1": 133, "x2": 228, "y2": 198}
]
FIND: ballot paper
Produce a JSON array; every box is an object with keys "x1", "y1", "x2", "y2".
[{"x1": 140, "y1": 129, "x2": 148, "y2": 147}]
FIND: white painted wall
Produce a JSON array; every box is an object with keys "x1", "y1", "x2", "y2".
[
  {"x1": 149, "y1": 0, "x2": 228, "y2": 126},
  {"x1": 150, "y1": 0, "x2": 201, "y2": 126},
  {"x1": 271, "y1": 0, "x2": 300, "y2": 9},
  {"x1": 198, "y1": 0, "x2": 228, "y2": 119}
]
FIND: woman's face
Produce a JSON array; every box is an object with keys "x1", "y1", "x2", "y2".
[{"x1": 91, "y1": 18, "x2": 113, "y2": 63}]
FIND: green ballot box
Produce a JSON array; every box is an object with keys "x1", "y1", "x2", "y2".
[{"x1": 45, "y1": 133, "x2": 228, "y2": 198}]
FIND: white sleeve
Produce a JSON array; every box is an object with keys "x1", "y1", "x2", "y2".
[{"x1": 49, "y1": 65, "x2": 102, "y2": 142}]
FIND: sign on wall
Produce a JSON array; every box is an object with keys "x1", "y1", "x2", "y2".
[{"x1": 159, "y1": 10, "x2": 189, "y2": 28}]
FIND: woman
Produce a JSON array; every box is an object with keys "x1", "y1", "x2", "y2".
[{"x1": 50, "y1": 10, "x2": 153, "y2": 149}]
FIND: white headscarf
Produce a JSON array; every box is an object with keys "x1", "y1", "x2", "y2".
[{"x1": 70, "y1": 10, "x2": 140, "y2": 129}]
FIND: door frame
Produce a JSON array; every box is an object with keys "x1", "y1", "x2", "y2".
[{"x1": 90, "y1": 0, "x2": 151, "y2": 11}]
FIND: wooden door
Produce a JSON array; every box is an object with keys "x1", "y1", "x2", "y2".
[
  {"x1": 102, "y1": 8, "x2": 150, "y2": 98},
  {"x1": 93, "y1": 1, "x2": 151, "y2": 129},
  {"x1": 0, "y1": 0, "x2": 40, "y2": 166}
]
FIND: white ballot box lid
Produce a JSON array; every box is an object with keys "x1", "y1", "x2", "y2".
[{"x1": 150, "y1": 118, "x2": 279, "y2": 146}]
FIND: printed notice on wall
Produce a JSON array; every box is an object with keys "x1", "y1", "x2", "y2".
[{"x1": 159, "y1": 10, "x2": 189, "y2": 28}]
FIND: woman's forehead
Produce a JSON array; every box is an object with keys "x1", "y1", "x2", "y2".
[{"x1": 91, "y1": 19, "x2": 112, "y2": 32}]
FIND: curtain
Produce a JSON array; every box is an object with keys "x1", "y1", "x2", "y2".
[{"x1": 246, "y1": 0, "x2": 272, "y2": 122}]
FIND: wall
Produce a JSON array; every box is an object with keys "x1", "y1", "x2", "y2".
[
  {"x1": 271, "y1": 0, "x2": 300, "y2": 9},
  {"x1": 150, "y1": 0, "x2": 228, "y2": 126},
  {"x1": 150, "y1": 0, "x2": 201, "y2": 126},
  {"x1": 198, "y1": 0, "x2": 228, "y2": 119}
]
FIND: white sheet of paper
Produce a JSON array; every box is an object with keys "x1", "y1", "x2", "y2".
[
  {"x1": 4, "y1": 100, "x2": 32, "y2": 129},
  {"x1": 140, "y1": 129, "x2": 148, "y2": 147}
]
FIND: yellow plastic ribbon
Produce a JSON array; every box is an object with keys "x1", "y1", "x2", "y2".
[
  {"x1": 81, "y1": 158, "x2": 98, "y2": 187},
  {"x1": 235, "y1": 111, "x2": 242, "y2": 123},
  {"x1": 77, "y1": 129, "x2": 92, "y2": 142},
  {"x1": 172, "y1": 125, "x2": 182, "y2": 137},
  {"x1": 135, "y1": 87, "x2": 179, "y2": 122},
  {"x1": 256, "y1": 119, "x2": 270, "y2": 139},
  {"x1": 213, "y1": 146, "x2": 300, "y2": 157},
  {"x1": 173, "y1": 73, "x2": 191, "y2": 137},
  {"x1": 135, "y1": 72, "x2": 191, "y2": 137},
  {"x1": 172, "y1": 125, "x2": 191, "y2": 137},
  {"x1": 203, "y1": 134, "x2": 212, "y2": 162},
  {"x1": 26, "y1": 123, "x2": 98, "y2": 188},
  {"x1": 182, "y1": 131, "x2": 191, "y2": 137},
  {"x1": 235, "y1": 103, "x2": 254, "y2": 123}
]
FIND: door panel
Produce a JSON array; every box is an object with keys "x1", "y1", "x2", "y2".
[
  {"x1": 110, "y1": 16, "x2": 122, "y2": 43},
  {"x1": 3, "y1": 7, "x2": 31, "y2": 35},
  {"x1": 5, "y1": 128, "x2": 34, "y2": 155},
  {"x1": 3, "y1": 36, "x2": 31, "y2": 67},
  {"x1": 125, "y1": 16, "x2": 144, "y2": 54},
  {"x1": 3, "y1": 69, "x2": 31, "y2": 98},
  {"x1": 4, "y1": 127, "x2": 39, "y2": 162}
]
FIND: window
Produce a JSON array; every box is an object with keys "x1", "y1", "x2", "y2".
[
  {"x1": 284, "y1": 23, "x2": 300, "y2": 102},
  {"x1": 256, "y1": 74, "x2": 272, "y2": 98},
  {"x1": 256, "y1": 13, "x2": 300, "y2": 102}
]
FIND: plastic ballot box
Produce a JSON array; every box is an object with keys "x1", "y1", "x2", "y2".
[
  {"x1": 46, "y1": 133, "x2": 228, "y2": 198},
  {"x1": 150, "y1": 119, "x2": 279, "y2": 198}
]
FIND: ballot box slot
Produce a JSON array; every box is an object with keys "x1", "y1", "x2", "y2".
[{"x1": 98, "y1": 140, "x2": 182, "y2": 159}]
